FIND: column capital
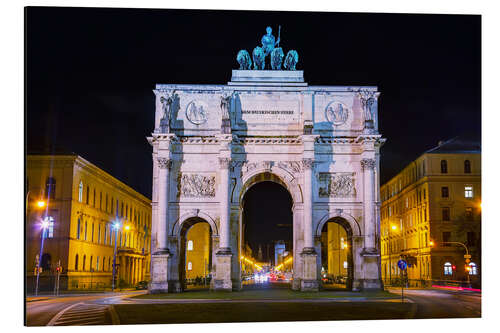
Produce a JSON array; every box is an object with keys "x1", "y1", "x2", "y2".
[
  {"x1": 302, "y1": 158, "x2": 315, "y2": 170},
  {"x1": 360, "y1": 158, "x2": 376, "y2": 170},
  {"x1": 157, "y1": 158, "x2": 172, "y2": 170},
  {"x1": 218, "y1": 157, "x2": 231, "y2": 169}
]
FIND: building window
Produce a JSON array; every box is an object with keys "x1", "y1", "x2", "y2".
[
  {"x1": 86, "y1": 186, "x2": 89, "y2": 204},
  {"x1": 75, "y1": 254, "x2": 79, "y2": 271},
  {"x1": 444, "y1": 262, "x2": 453, "y2": 275},
  {"x1": 98, "y1": 224, "x2": 101, "y2": 243},
  {"x1": 442, "y1": 208, "x2": 450, "y2": 221},
  {"x1": 45, "y1": 216, "x2": 54, "y2": 238},
  {"x1": 76, "y1": 217, "x2": 81, "y2": 239},
  {"x1": 90, "y1": 256, "x2": 93, "y2": 272},
  {"x1": 442, "y1": 231, "x2": 451, "y2": 244},
  {"x1": 45, "y1": 177, "x2": 56, "y2": 199},
  {"x1": 441, "y1": 186, "x2": 449, "y2": 198},
  {"x1": 465, "y1": 207, "x2": 473, "y2": 221},
  {"x1": 465, "y1": 186, "x2": 473, "y2": 198},
  {"x1": 78, "y1": 181, "x2": 83, "y2": 202},
  {"x1": 84, "y1": 221, "x2": 88, "y2": 240},
  {"x1": 102, "y1": 257, "x2": 105, "y2": 271},
  {"x1": 83, "y1": 255, "x2": 87, "y2": 271},
  {"x1": 91, "y1": 223, "x2": 94, "y2": 242},
  {"x1": 93, "y1": 188, "x2": 96, "y2": 207},
  {"x1": 467, "y1": 232, "x2": 476, "y2": 246},
  {"x1": 96, "y1": 256, "x2": 99, "y2": 271},
  {"x1": 99, "y1": 192, "x2": 102, "y2": 210},
  {"x1": 469, "y1": 262, "x2": 477, "y2": 275},
  {"x1": 441, "y1": 160, "x2": 448, "y2": 174},
  {"x1": 187, "y1": 262, "x2": 192, "y2": 270},
  {"x1": 464, "y1": 160, "x2": 471, "y2": 174},
  {"x1": 343, "y1": 261, "x2": 348, "y2": 269},
  {"x1": 108, "y1": 258, "x2": 111, "y2": 272},
  {"x1": 423, "y1": 189, "x2": 426, "y2": 200},
  {"x1": 106, "y1": 194, "x2": 109, "y2": 212}
]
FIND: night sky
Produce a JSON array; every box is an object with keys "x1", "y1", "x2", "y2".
[{"x1": 26, "y1": 7, "x2": 481, "y2": 249}]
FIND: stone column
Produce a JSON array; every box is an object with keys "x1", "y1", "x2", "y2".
[
  {"x1": 359, "y1": 158, "x2": 382, "y2": 290},
  {"x1": 300, "y1": 133, "x2": 319, "y2": 292},
  {"x1": 150, "y1": 157, "x2": 172, "y2": 293},
  {"x1": 213, "y1": 156, "x2": 233, "y2": 291},
  {"x1": 361, "y1": 158, "x2": 376, "y2": 252}
]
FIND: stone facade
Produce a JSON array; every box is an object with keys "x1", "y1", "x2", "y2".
[
  {"x1": 26, "y1": 154, "x2": 151, "y2": 291},
  {"x1": 148, "y1": 70, "x2": 385, "y2": 292},
  {"x1": 380, "y1": 138, "x2": 481, "y2": 287}
]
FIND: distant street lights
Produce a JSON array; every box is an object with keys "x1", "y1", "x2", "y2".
[{"x1": 430, "y1": 240, "x2": 471, "y2": 287}]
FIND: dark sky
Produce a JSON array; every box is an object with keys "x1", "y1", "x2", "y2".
[{"x1": 26, "y1": 7, "x2": 481, "y2": 202}]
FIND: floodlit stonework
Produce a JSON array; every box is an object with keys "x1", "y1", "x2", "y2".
[{"x1": 148, "y1": 69, "x2": 385, "y2": 292}]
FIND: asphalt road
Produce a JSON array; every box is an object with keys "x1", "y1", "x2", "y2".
[
  {"x1": 24, "y1": 287, "x2": 481, "y2": 326},
  {"x1": 386, "y1": 288, "x2": 481, "y2": 319}
]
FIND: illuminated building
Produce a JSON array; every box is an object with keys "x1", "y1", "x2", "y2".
[
  {"x1": 380, "y1": 138, "x2": 481, "y2": 287},
  {"x1": 26, "y1": 154, "x2": 151, "y2": 291},
  {"x1": 184, "y1": 223, "x2": 211, "y2": 281}
]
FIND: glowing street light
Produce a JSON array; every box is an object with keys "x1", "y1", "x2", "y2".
[
  {"x1": 35, "y1": 217, "x2": 51, "y2": 296},
  {"x1": 36, "y1": 200, "x2": 46, "y2": 208},
  {"x1": 391, "y1": 225, "x2": 397, "y2": 231}
]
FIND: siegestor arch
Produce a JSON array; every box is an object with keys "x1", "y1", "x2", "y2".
[
  {"x1": 239, "y1": 168, "x2": 302, "y2": 205},
  {"x1": 315, "y1": 212, "x2": 362, "y2": 238},
  {"x1": 171, "y1": 210, "x2": 219, "y2": 237}
]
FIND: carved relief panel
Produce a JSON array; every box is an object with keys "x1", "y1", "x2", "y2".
[
  {"x1": 318, "y1": 172, "x2": 357, "y2": 198},
  {"x1": 177, "y1": 173, "x2": 216, "y2": 198}
]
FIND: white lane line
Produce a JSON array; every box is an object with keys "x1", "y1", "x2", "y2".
[{"x1": 47, "y1": 302, "x2": 84, "y2": 326}]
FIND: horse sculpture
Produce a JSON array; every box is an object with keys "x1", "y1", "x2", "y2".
[
  {"x1": 252, "y1": 46, "x2": 265, "y2": 70},
  {"x1": 283, "y1": 50, "x2": 299, "y2": 71},
  {"x1": 236, "y1": 50, "x2": 252, "y2": 70},
  {"x1": 270, "y1": 47, "x2": 284, "y2": 70}
]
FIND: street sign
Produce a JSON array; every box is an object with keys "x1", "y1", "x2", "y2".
[
  {"x1": 397, "y1": 259, "x2": 407, "y2": 270},
  {"x1": 464, "y1": 254, "x2": 471, "y2": 259}
]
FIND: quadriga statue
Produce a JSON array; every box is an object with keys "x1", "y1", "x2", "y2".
[
  {"x1": 270, "y1": 47, "x2": 284, "y2": 70},
  {"x1": 283, "y1": 50, "x2": 299, "y2": 70},
  {"x1": 236, "y1": 50, "x2": 252, "y2": 70},
  {"x1": 252, "y1": 46, "x2": 265, "y2": 70}
]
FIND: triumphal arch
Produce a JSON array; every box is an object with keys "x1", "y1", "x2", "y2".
[{"x1": 148, "y1": 29, "x2": 385, "y2": 292}]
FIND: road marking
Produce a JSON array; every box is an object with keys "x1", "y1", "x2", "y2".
[{"x1": 47, "y1": 303, "x2": 112, "y2": 326}]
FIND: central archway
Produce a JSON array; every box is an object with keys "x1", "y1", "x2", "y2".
[{"x1": 239, "y1": 172, "x2": 294, "y2": 290}]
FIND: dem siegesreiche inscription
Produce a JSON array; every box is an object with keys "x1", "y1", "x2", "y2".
[
  {"x1": 318, "y1": 173, "x2": 356, "y2": 198},
  {"x1": 239, "y1": 94, "x2": 299, "y2": 123}
]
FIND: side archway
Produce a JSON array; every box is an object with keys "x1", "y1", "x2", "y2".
[
  {"x1": 171, "y1": 210, "x2": 219, "y2": 237},
  {"x1": 315, "y1": 212, "x2": 362, "y2": 238}
]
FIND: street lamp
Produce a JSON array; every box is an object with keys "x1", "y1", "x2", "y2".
[
  {"x1": 112, "y1": 221, "x2": 121, "y2": 292},
  {"x1": 35, "y1": 217, "x2": 50, "y2": 296},
  {"x1": 430, "y1": 240, "x2": 471, "y2": 287},
  {"x1": 388, "y1": 225, "x2": 398, "y2": 285}
]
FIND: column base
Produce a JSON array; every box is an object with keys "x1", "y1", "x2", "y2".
[
  {"x1": 149, "y1": 250, "x2": 170, "y2": 294},
  {"x1": 300, "y1": 249, "x2": 319, "y2": 292},
  {"x1": 212, "y1": 252, "x2": 232, "y2": 292},
  {"x1": 301, "y1": 279, "x2": 319, "y2": 291}
]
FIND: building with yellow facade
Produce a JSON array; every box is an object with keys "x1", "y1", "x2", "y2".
[
  {"x1": 26, "y1": 154, "x2": 152, "y2": 291},
  {"x1": 380, "y1": 138, "x2": 481, "y2": 287}
]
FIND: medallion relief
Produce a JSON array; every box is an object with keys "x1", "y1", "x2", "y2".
[
  {"x1": 185, "y1": 100, "x2": 208, "y2": 125},
  {"x1": 177, "y1": 173, "x2": 216, "y2": 198},
  {"x1": 325, "y1": 101, "x2": 349, "y2": 126},
  {"x1": 318, "y1": 172, "x2": 356, "y2": 198}
]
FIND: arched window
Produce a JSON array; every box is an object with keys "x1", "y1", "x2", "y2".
[
  {"x1": 78, "y1": 181, "x2": 83, "y2": 202},
  {"x1": 45, "y1": 177, "x2": 56, "y2": 199},
  {"x1": 75, "y1": 254, "x2": 79, "y2": 271},
  {"x1": 441, "y1": 160, "x2": 448, "y2": 174},
  {"x1": 187, "y1": 262, "x2": 192, "y2": 271},
  {"x1": 469, "y1": 262, "x2": 478, "y2": 275},
  {"x1": 444, "y1": 262, "x2": 453, "y2": 275},
  {"x1": 187, "y1": 240, "x2": 194, "y2": 251},
  {"x1": 83, "y1": 255, "x2": 87, "y2": 271},
  {"x1": 76, "y1": 217, "x2": 81, "y2": 239},
  {"x1": 464, "y1": 160, "x2": 471, "y2": 174}
]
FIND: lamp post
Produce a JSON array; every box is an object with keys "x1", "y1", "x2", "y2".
[
  {"x1": 388, "y1": 224, "x2": 397, "y2": 285},
  {"x1": 35, "y1": 217, "x2": 50, "y2": 296},
  {"x1": 111, "y1": 221, "x2": 121, "y2": 292},
  {"x1": 432, "y1": 240, "x2": 471, "y2": 287}
]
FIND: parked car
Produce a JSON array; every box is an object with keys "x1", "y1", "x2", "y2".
[{"x1": 135, "y1": 281, "x2": 148, "y2": 290}]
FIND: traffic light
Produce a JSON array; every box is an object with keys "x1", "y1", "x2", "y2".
[{"x1": 452, "y1": 265, "x2": 456, "y2": 270}]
